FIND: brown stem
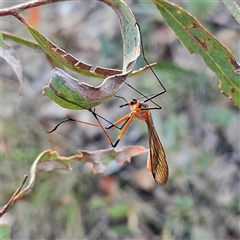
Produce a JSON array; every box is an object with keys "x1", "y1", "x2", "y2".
[
  {"x1": 0, "y1": 0, "x2": 72, "y2": 16},
  {"x1": 0, "y1": 175, "x2": 28, "y2": 218}
]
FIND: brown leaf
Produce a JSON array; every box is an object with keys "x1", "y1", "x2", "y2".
[
  {"x1": 79, "y1": 146, "x2": 148, "y2": 174},
  {"x1": 13, "y1": 146, "x2": 148, "y2": 202},
  {"x1": 0, "y1": 36, "x2": 23, "y2": 94}
]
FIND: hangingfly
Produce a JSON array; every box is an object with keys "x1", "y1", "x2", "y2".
[
  {"x1": 90, "y1": 98, "x2": 168, "y2": 185},
  {"x1": 48, "y1": 23, "x2": 168, "y2": 185}
]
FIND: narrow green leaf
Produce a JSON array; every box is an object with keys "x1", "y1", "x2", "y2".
[
  {"x1": 0, "y1": 225, "x2": 11, "y2": 240},
  {"x1": 20, "y1": 0, "x2": 141, "y2": 78},
  {"x1": 0, "y1": 32, "x2": 7, "y2": 48},
  {"x1": 2, "y1": 31, "x2": 154, "y2": 77},
  {"x1": 2, "y1": 32, "x2": 40, "y2": 49},
  {"x1": 222, "y1": 0, "x2": 240, "y2": 24},
  {"x1": 24, "y1": 23, "x2": 110, "y2": 78},
  {"x1": 100, "y1": 0, "x2": 140, "y2": 72},
  {"x1": 153, "y1": 0, "x2": 240, "y2": 107}
]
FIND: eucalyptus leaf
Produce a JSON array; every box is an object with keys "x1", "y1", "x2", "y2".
[
  {"x1": 153, "y1": 0, "x2": 240, "y2": 107},
  {"x1": 42, "y1": 0, "x2": 141, "y2": 109}
]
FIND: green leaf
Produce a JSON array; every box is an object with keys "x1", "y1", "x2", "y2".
[
  {"x1": 41, "y1": 0, "x2": 142, "y2": 109},
  {"x1": 43, "y1": 63, "x2": 155, "y2": 110},
  {"x1": 42, "y1": 68, "x2": 100, "y2": 110},
  {"x1": 40, "y1": 0, "x2": 142, "y2": 109},
  {"x1": 0, "y1": 32, "x2": 7, "y2": 48},
  {"x1": 43, "y1": 68, "x2": 130, "y2": 110},
  {"x1": 2, "y1": 31, "x2": 154, "y2": 76},
  {"x1": 24, "y1": 23, "x2": 115, "y2": 78},
  {"x1": 12, "y1": 0, "x2": 155, "y2": 109},
  {"x1": 20, "y1": 0, "x2": 141, "y2": 78},
  {"x1": 153, "y1": 0, "x2": 240, "y2": 107},
  {"x1": 100, "y1": 0, "x2": 140, "y2": 72},
  {"x1": 2, "y1": 32, "x2": 40, "y2": 50},
  {"x1": 0, "y1": 225, "x2": 11, "y2": 240},
  {"x1": 222, "y1": 0, "x2": 240, "y2": 24}
]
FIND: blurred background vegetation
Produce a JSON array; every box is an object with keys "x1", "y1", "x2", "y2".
[{"x1": 1, "y1": 0, "x2": 239, "y2": 239}]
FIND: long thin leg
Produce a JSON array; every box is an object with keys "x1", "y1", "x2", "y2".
[
  {"x1": 135, "y1": 23, "x2": 166, "y2": 105},
  {"x1": 106, "y1": 114, "x2": 130, "y2": 129},
  {"x1": 49, "y1": 111, "x2": 132, "y2": 148},
  {"x1": 142, "y1": 107, "x2": 162, "y2": 110},
  {"x1": 112, "y1": 115, "x2": 133, "y2": 147},
  {"x1": 135, "y1": 23, "x2": 166, "y2": 94},
  {"x1": 91, "y1": 110, "x2": 133, "y2": 147},
  {"x1": 47, "y1": 115, "x2": 101, "y2": 133}
]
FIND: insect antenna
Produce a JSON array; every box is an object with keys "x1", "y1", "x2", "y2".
[{"x1": 118, "y1": 80, "x2": 162, "y2": 107}]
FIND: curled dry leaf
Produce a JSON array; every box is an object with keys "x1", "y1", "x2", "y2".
[
  {"x1": 79, "y1": 145, "x2": 148, "y2": 174},
  {"x1": 43, "y1": 67, "x2": 135, "y2": 109},
  {"x1": 24, "y1": 22, "x2": 122, "y2": 78},
  {"x1": 13, "y1": 146, "x2": 148, "y2": 202},
  {"x1": 41, "y1": 0, "x2": 141, "y2": 109},
  {"x1": 0, "y1": 33, "x2": 23, "y2": 94}
]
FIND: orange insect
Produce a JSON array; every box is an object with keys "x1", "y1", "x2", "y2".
[
  {"x1": 49, "y1": 23, "x2": 168, "y2": 185},
  {"x1": 90, "y1": 98, "x2": 168, "y2": 185}
]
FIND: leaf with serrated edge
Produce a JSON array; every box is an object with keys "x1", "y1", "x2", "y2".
[
  {"x1": 2, "y1": 31, "x2": 153, "y2": 77},
  {"x1": 40, "y1": 0, "x2": 141, "y2": 109},
  {"x1": 79, "y1": 146, "x2": 148, "y2": 174},
  {"x1": 14, "y1": 147, "x2": 148, "y2": 200},
  {"x1": 26, "y1": 23, "x2": 126, "y2": 78},
  {"x1": 153, "y1": 0, "x2": 240, "y2": 107}
]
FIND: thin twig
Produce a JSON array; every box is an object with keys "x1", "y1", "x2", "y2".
[
  {"x1": 0, "y1": 175, "x2": 28, "y2": 218},
  {"x1": 0, "y1": 0, "x2": 72, "y2": 16}
]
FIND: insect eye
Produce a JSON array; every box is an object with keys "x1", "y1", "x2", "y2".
[{"x1": 142, "y1": 103, "x2": 148, "y2": 108}]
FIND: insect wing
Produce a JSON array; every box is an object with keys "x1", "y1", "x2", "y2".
[{"x1": 146, "y1": 112, "x2": 168, "y2": 185}]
